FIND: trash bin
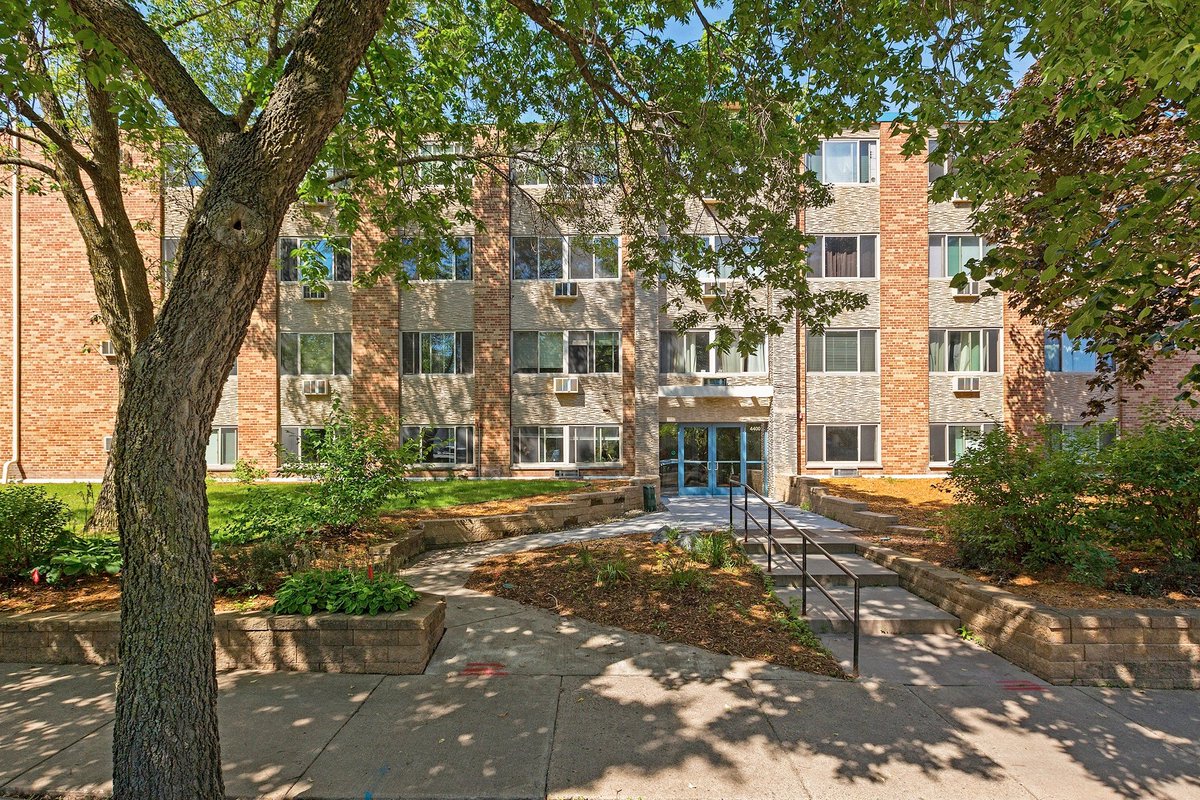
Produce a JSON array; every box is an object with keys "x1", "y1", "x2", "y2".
[{"x1": 642, "y1": 484, "x2": 657, "y2": 512}]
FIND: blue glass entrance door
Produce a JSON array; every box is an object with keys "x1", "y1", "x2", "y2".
[{"x1": 661, "y1": 423, "x2": 766, "y2": 495}]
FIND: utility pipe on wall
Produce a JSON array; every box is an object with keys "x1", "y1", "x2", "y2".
[{"x1": 2, "y1": 136, "x2": 20, "y2": 483}]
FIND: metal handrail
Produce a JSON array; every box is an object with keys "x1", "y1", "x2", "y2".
[{"x1": 728, "y1": 479, "x2": 860, "y2": 676}]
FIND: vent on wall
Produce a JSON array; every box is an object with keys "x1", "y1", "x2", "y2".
[
  {"x1": 99, "y1": 340, "x2": 117, "y2": 358},
  {"x1": 831, "y1": 467, "x2": 859, "y2": 477},
  {"x1": 103, "y1": 435, "x2": 113, "y2": 453},
  {"x1": 301, "y1": 378, "x2": 330, "y2": 396}
]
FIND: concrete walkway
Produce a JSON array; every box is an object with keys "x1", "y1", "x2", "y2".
[{"x1": 2, "y1": 508, "x2": 1199, "y2": 799}]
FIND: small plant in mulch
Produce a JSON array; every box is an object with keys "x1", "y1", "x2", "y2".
[{"x1": 464, "y1": 533, "x2": 845, "y2": 678}]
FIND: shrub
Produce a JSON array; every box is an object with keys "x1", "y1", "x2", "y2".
[
  {"x1": 211, "y1": 488, "x2": 321, "y2": 549},
  {"x1": 1109, "y1": 560, "x2": 1200, "y2": 598},
  {"x1": 943, "y1": 425, "x2": 1112, "y2": 583},
  {"x1": 0, "y1": 485, "x2": 73, "y2": 578},
  {"x1": 271, "y1": 568, "x2": 419, "y2": 615},
  {"x1": 279, "y1": 400, "x2": 423, "y2": 533},
  {"x1": 213, "y1": 538, "x2": 316, "y2": 593},
  {"x1": 31, "y1": 537, "x2": 122, "y2": 584},
  {"x1": 596, "y1": 559, "x2": 630, "y2": 586},
  {"x1": 1091, "y1": 416, "x2": 1200, "y2": 563},
  {"x1": 687, "y1": 531, "x2": 741, "y2": 569}
]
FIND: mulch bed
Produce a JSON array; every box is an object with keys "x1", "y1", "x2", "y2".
[
  {"x1": 464, "y1": 533, "x2": 846, "y2": 678},
  {"x1": 826, "y1": 478, "x2": 1200, "y2": 610},
  {"x1": 379, "y1": 483, "x2": 624, "y2": 527}
]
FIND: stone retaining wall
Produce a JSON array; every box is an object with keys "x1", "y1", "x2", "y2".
[
  {"x1": 0, "y1": 595, "x2": 446, "y2": 675},
  {"x1": 788, "y1": 475, "x2": 1200, "y2": 689},
  {"x1": 372, "y1": 478, "x2": 658, "y2": 571}
]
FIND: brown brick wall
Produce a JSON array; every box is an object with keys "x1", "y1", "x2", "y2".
[
  {"x1": 878, "y1": 123, "x2": 930, "y2": 472},
  {"x1": 237, "y1": 269, "x2": 280, "y2": 470},
  {"x1": 351, "y1": 224, "x2": 399, "y2": 419},
  {"x1": 1003, "y1": 308, "x2": 1046, "y2": 436},
  {"x1": 1119, "y1": 354, "x2": 1200, "y2": 431},
  {"x1": 0, "y1": 165, "x2": 13, "y2": 476},
  {"x1": 472, "y1": 168, "x2": 512, "y2": 475}
]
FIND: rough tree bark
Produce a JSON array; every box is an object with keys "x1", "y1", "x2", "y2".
[{"x1": 65, "y1": 1, "x2": 390, "y2": 797}]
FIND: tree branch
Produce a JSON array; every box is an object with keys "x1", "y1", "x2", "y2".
[
  {"x1": 67, "y1": 0, "x2": 238, "y2": 161},
  {"x1": 0, "y1": 155, "x2": 60, "y2": 180}
]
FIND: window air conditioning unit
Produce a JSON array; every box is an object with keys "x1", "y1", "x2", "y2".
[
  {"x1": 553, "y1": 280, "x2": 579, "y2": 299},
  {"x1": 103, "y1": 435, "x2": 113, "y2": 453},
  {"x1": 832, "y1": 467, "x2": 859, "y2": 477},
  {"x1": 302, "y1": 285, "x2": 328, "y2": 300},
  {"x1": 99, "y1": 340, "x2": 117, "y2": 358},
  {"x1": 954, "y1": 280, "x2": 982, "y2": 299},
  {"x1": 553, "y1": 376, "x2": 580, "y2": 394},
  {"x1": 954, "y1": 376, "x2": 981, "y2": 395},
  {"x1": 703, "y1": 377, "x2": 728, "y2": 387},
  {"x1": 301, "y1": 378, "x2": 330, "y2": 396}
]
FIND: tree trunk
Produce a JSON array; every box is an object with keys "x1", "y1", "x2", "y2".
[{"x1": 85, "y1": 457, "x2": 118, "y2": 533}]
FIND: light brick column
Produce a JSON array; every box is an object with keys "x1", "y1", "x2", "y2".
[
  {"x1": 237, "y1": 269, "x2": 280, "y2": 471},
  {"x1": 1003, "y1": 307, "x2": 1045, "y2": 437},
  {"x1": 351, "y1": 225, "x2": 399, "y2": 420},
  {"x1": 795, "y1": 205, "x2": 808, "y2": 474},
  {"x1": 621, "y1": 237, "x2": 638, "y2": 475},
  {"x1": 878, "y1": 123, "x2": 931, "y2": 473},
  {"x1": 473, "y1": 169, "x2": 512, "y2": 476},
  {"x1": 0, "y1": 167, "x2": 14, "y2": 476}
]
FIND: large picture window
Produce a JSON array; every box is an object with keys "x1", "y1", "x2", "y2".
[
  {"x1": 279, "y1": 332, "x2": 351, "y2": 376},
  {"x1": 401, "y1": 425, "x2": 475, "y2": 465},
  {"x1": 1044, "y1": 332, "x2": 1103, "y2": 373},
  {"x1": 659, "y1": 331, "x2": 767, "y2": 374},
  {"x1": 805, "y1": 140, "x2": 878, "y2": 184},
  {"x1": 279, "y1": 237, "x2": 351, "y2": 282},
  {"x1": 929, "y1": 329, "x2": 1000, "y2": 373},
  {"x1": 929, "y1": 235, "x2": 985, "y2": 278},
  {"x1": 511, "y1": 236, "x2": 564, "y2": 280},
  {"x1": 512, "y1": 425, "x2": 621, "y2": 465},
  {"x1": 513, "y1": 331, "x2": 619, "y2": 374},
  {"x1": 568, "y1": 236, "x2": 619, "y2": 279},
  {"x1": 806, "y1": 424, "x2": 878, "y2": 464},
  {"x1": 400, "y1": 237, "x2": 473, "y2": 281},
  {"x1": 401, "y1": 332, "x2": 473, "y2": 375},
  {"x1": 929, "y1": 423, "x2": 997, "y2": 465},
  {"x1": 806, "y1": 330, "x2": 877, "y2": 373},
  {"x1": 807, "y1": 235, "x2": 877, "y2": 279}
]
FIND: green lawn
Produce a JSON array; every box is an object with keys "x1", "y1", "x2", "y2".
[{"x1": 39, "y1": 478, "x2": 588, "y2": 534}]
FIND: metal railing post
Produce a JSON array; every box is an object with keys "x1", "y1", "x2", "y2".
[
  {"x1": 852, "y1": 580, "x2": 861, "y2": 677},
  {"x1": 766, "y1": 504, "x2": 773, "y2": 574},
  {"x1": 801, "y1": 536, "x2": 808, "y2": 617},
  {"x1": 729, "y1": 481, "x2": 735, "y2": 537}
]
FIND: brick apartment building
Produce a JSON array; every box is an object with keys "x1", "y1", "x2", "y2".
[{"x1": 1, "y1": 122, "x2": 1194, "y2": 498}]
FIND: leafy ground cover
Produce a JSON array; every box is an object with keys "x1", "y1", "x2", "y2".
[
  {"x1": 464, "y1": 532, "x2": 845, "y2": 678},
  {"x1": 0, "y1": 478, "x2": 591, "y2": 614},
  {"x1": 826, "y1": 477, "x2": 1200, "y2": 610}
]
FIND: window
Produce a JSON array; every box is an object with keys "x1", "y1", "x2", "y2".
[
  {"x1": 1047, "y1": 423, "x2": 1116, "y2": 452},
  {"x1": 929, "y1": 235, "x2": 985, "y2": 278},
  {"x1": 929, "y1": 329, "x2": 1000, "y2": 373},
  {"x1": 281, "y1": 427, "x2": 325, "y2": 463},
  {"x1": 162, "y1": 237, "x2": 179, "y2": 285},
  {"x1": 806, "y1": 330, "x2": 877, "y2": 373},
  {"x1": 807, "y1": 235, "x2": 877, "y2": 279},
  {"x1": 279, "y1": 237, "x2": 352, "y2": 282},
  {"x1": 511, "y1": 236, "x2": 565, "y2": 280},
  {"x1": 512, "y1": 425, "x2": 621, "y2": 465},
  {"x1": 568, "y1": 236, "x2": 619, "y2": 280},
  {"x1": 806, "y1": 424, "x2": 878, "y2": 464},
  {"x1": 929, "y1": 423, "x2": 996, "y2": 465},
  {"x1": 512, "y1": 161, "x2": 555, "y2": 186},
  {"x1": 927, "y1": 138, "x2": 955, "y2": 184},
  {"x1": 401, "y1": 332, "x2": 473, "y2": 375},
  {"x1": 206, "y1": 427, "x2": 237, "y2": 467},
  {"x1": 417, "y1": 142, "x2": 466, "y2": 186},
  {"x1": 1044, "y1": 332, "x2": 1103, "y2": 373},
  {"x1": 401, "y1": 425, "x2": 475, "y2": 465},
  {"x1": 279, "y1": 332, "x2": 352, "y2": 376},
  {"x1": 400, "y1": 237, "x2": 473, "y2": 281},
  {"x1": 513, "y1": 331, "x2": 619, "y2": 374},
  {"x1": 659, "y1": 331, "x2": 766, "y2": 374},
  {"x1": 805, "y1": 140, "x2": 878, "y2": 184}
]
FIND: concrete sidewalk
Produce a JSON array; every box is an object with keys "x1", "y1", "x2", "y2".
[{"x1": 2, "y1": 510, "x2": 1199, "y2": 799}]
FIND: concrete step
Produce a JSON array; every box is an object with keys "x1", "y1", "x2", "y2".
[
  {"x1": 742, "y1": 533, "x2": 863, "y2": 557},
  {"x1": 776, "y1": 586, "x2": 960, "y2": 636},
  {"x1": 749, "y1": 552, "x2": 900, "y2": 588}
]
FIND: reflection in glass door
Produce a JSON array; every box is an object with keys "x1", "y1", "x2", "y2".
[
  {"x1": 713, "y1": 426, "x2": 742, "y2": 494},
  {"x1": 681, "y1": 425, "x2": 710, "y2": 493},
  {"x1": 659, "y1": 423, "x2": 768, "y2": 495}
]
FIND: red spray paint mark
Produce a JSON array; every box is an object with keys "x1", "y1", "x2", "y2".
[
  {"x1": 998, "y1": 679, "x2": 1050, "y2": 692},
  {"x1": 462, "y1": 662, "x2": 509, "y2": 677}
]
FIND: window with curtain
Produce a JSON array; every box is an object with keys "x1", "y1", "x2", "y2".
[
  {"x1": 660, "y1": 331, "x2": 765, "y2": 373},
  {"x1": 806, "y1": 140, "x2": 878, "y2": 184},
  {"x1": 929, "y1": 423, "x2": 997, "y2": 464},
  {"x1": 400, "y1": 332, "x2": 472, "y2": 374},
  {"x1": 807, "y1": 235, "x2": 877, "y2": 278},
  {"x1": 512, "y1": 425, "x2": 621, "y2": 464},
  {"x1": 929, "y1": 329, "x2": 999, "y2": 372},
  {"x1": 929, "y1": 235, "x2": 984, "y2": 278},
  {"x1": 205, "y1": 427, "x2": 237, "y2": 467},
  {"x1": 806, "y1": 330, "x2": 876, "y2": 372}
]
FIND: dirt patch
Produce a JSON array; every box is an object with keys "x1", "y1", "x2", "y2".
[
  {"x1": 380, "y1": 484, "x2": 624, "y2": 527},
  {"x1": 464, "y1": 533, "x2": 845, "y2": 678},
  {"x1": 825, "y1": 478, "x2": 1200, "y2": 610}
]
